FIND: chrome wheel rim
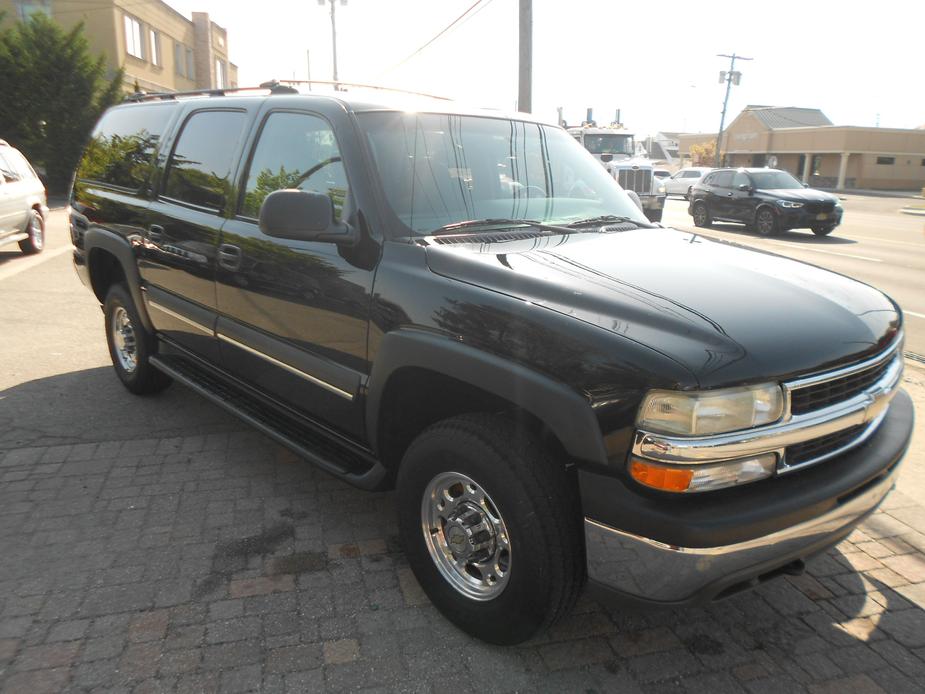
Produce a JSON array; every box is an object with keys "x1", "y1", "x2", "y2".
[
  {"x1": 757, "y1": 211, "x2": 774, "y2": 235},
  {"x1": 30, "y1": 214, "x2": 43, "y2": 250},
  {"x1": 111, "y1": 306, "x2": 138, "y2": 373},
  {"x1": 421, "y1": 471, "x2": 511, "y2": 601}
]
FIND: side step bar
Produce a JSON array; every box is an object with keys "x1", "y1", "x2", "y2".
[{"x1": 150, "y1": 354, "x2": 388, "y2": 489}]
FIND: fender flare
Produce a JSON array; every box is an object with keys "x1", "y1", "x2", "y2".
[
  {"x1": 83, "y1": 227, "x2": 154, "y2": 332},
  {"x1": 365, "y1": 329, "x2": 608, "y2": 465}
]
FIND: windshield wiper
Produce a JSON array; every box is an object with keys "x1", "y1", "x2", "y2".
[
  {"x1": 566, "y1": 215, "x2": 649, "y2": 228},
  {"x1": 430, "y1": 218, "x2": 576, "y2": 235}
]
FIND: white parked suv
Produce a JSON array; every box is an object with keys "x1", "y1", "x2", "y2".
[
  {"x1": 664, "y1": 166, "x2": 712, "y2": 199},
  {"x1": 0, "y1": 139, "x2": 48, "y2": 254}
]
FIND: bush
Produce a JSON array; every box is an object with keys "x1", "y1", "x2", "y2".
[{"x1": 0, "y1": 13, "x2": 123, "y2": 192}]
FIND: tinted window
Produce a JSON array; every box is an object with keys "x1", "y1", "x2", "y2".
[
  {"x1": 165, "y1": 110, "x2": 247, "y2": 210},
  {"x1": 711, "y1": 171, "x2": 734, "y2": 188},
  {"x1": 876, "y1": 156, "x2": 895, "y2": 165},
  {"x1": 241, "y1": 112, "x2": 348, "y2": 221},
  {"x1": 750, "y1": 170, "x2": 802, "y2": 189},
  {"x1": 732, "y1": 172, "x2": 750, "y2": 188},
  {"x1": 77, "y1": 103, "x2": 175, "y2": 189},
  {"x1": 0, "y1": 151, "x2": 21, "y2": 183}
]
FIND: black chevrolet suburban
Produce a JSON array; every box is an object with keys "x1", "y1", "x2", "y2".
[{"x1": 70, "y1": 84, "x2": 913, "y2": 645}]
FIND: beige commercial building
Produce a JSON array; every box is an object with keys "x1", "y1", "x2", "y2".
[
  {"x1": 718, "y1": 106, "x2": 925, "y2": 191},
  {"x1": 1, "y1": 0, "x2": 238, "y2": 93}
]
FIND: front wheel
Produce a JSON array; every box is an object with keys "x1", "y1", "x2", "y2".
[
  {"x1": 18, "y1": 209, "x2": 44, "y2": 254},
  {"x1": 691, "y1": 201, "x2": 711, "y2": 227},
  {"x1": 755, "y1": 207, "x2": 779, "y2": 236},
  {"x1": 396, "y1": 414, "x2": 584, "y2": 645},
  {"x1": 812, "y1": 225, "x2": 835, "y2": 237},
  {"x1": 104, "y1": 284, "x2": 172, "y2": 395}
]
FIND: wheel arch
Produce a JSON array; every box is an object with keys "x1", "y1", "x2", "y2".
[
  {"x1": 84, "y1": 228, "x2": 153, "y2": 332},
  {"x1": 366, "y1": 330, "x2": 608, "y2": 474}
]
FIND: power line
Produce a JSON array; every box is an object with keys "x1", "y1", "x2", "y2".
[{"x1": 378, "y1": 0, "x2": 488, "y2": 77}]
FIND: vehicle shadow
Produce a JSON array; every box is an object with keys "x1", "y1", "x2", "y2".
[
  {"x1": 707, "y1": 222, "x2": 859, "y2": 245},
  {"x1": 0, "y1": 248, "x2": 27, "y2": 268}
]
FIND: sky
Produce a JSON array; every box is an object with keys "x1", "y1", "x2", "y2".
[{"x1": 168, "y1": 0, "x2": 925, "y2": 136}]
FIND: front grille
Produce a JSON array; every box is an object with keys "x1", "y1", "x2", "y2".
[
  {"x1": 803, "y1": 201, "x2": 835, "y2": 214},
  {"x1": 786, "y1": 424, "x2": 868, "y2": 467},
  {"x1": 617, "y1": 168, "x2": 653, "y2": 195},
  {"x1": 790, "y1": 356, "x2": 896, "y2": 415}
]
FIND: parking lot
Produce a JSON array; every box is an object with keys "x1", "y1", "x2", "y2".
[{"x1": 1, "y1": 205, "x2": 924, "y2": 693}]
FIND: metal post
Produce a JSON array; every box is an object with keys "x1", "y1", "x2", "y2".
[
  {"x1": 518, "y1": 0, "x2": 532, "y2": 113},
  {"x1": 714, "y1": 53, "x2": 752, "y2": 167},
  {"x1": 330, "y1": 0, "x2": 339, "y2": 84}
]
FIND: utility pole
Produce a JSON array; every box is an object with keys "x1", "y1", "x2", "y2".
[
  {"x1": 518, "y1": 0, "x2": 532, "y2": 112},
  {"x1": 714, "y1": 53, "x2": 752, "y2": 167},
  {"x1": 318, "y1": 0, "x2": 346, "y2": 85}
]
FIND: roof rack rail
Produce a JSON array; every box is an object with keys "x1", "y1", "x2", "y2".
[
  {"x1": 258, "y1": 79, "x2": 453, "y2": 101},
  {"x1": 123, "y1": 83, "x2": 297, "y2": 103}
]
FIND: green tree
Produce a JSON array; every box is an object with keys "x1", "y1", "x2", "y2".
[{"x1": 0, "y1": 13, "x2": 123, "y2": 192}]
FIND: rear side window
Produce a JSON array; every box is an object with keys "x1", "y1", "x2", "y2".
[
  {"x1": 684, "y1": 170, "x2": 702, "y2": 178},
  {"x1": 76, "y1": 104, "x2": 174, "y2": 190},
  {"x1": 240, "y1": 112, "x2": 348, "y2": 221},
  {"x1": 164, "y1": 110, "x2": 247, "y2": 210}
]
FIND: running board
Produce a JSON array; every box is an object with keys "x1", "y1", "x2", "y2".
[
  {"x1": 2, "y1": 232, "x2": 29, "y2": 245},
  {"x1": 150, "y1": 354, "x2": 387, "y2": 488}
]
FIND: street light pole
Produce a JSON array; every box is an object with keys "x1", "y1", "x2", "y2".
[
  {"x1": 714, "y1": 53, "x2": 752, "y2": 167},
  {"x1": 318, "y1": 0, "x2": 346, "y2": 85},
  {"x1": 518, "y1": 0, "x2": 532, "y2": 113}
]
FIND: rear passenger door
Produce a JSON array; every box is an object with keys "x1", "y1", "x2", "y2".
[
  {"x1": 215, "y1": 109, "x2": 375, "y2": 439},
  {"x1": 706, "y1": 171, "x2": 733, "y2": 219},
  {"x1": 143, "y1": 108, "x2": 249, "y2": 361}
]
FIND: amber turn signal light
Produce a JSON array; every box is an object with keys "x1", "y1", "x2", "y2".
[{"x1": 629, "y1": 459, "x2": 694, "y2": 492}]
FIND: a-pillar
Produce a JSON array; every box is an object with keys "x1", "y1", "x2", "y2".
[
  {"x1": 836, "y1": 152, "x2": 850, "y2": 190},
  {"x1": 801, "y1": 154, "x2": 813, "y2": 184}
]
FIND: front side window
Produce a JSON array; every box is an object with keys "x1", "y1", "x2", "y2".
[
  {"x1": 241, "y1": 112, "x2": 348, "y2": 222},
  {"x1": 732, "y1": 171, "x2": 750, "y2": 189},
  {"x1": 359, "y1": 112, "x2": 646, "y2": 234},
  {"x1": 76, "y1": 104, "x2": 175, "y2": 190},
  {"x1": 124, "y1": 15, "x2": 144, "y2": 59},
  {"x1": 164, "y1": 110, "x2": 247, "y2": 210}
]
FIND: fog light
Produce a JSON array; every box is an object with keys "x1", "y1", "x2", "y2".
[{"x1": 629, "y1": 453, "x2": 777, "y2": 493}]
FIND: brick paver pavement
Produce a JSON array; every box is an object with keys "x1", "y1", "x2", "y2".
[{"x1": 1, "y1": 426, "x2": 924, "y2": 693}]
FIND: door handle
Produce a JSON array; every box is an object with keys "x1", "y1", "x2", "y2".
[
  {"x1": 147, "y1": 224, "x2": 165, "y2": 243},
  {"x1": 218, "y1": 243, "x2": 242, "y2": 271}
]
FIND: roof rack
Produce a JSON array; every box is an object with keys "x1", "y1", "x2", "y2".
[
  {"x1": 122, "y1": 79, "x2": 452, "y2": 104},
  {"x1": 258, "y1": 79, "x2": 453, "y2": 101}
]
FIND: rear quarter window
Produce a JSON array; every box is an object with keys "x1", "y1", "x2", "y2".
[{"x1": 76, "y1": 103, "x2": 176, "y2": 190}]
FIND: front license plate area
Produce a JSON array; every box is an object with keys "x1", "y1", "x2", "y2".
[{"x1": 816, "y1": 213, "x2": 829, "y2": 220}]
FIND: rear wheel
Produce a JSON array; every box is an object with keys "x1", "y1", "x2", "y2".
[
  {"x1": 811, "y1": 225, "x2": 835, "y2": 237},
  {"x1": 104, "y1": 284, "x2": 172, "y2": 395},
  {"x1": 396, "y1": 414, "x2": 584, "y2": 645},
  {"x1": 692, "y1": 201, "x2": 711, "y2": 227},
  {"x1": 755, "y1": 207, "x2": 779, "y2": 236},
  {"x1": 18, "y1": 209, "x2": 44, "y2": 254}
]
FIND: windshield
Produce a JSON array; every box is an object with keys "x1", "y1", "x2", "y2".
[
  {"x1": 581, "y1": 134, "x2": 634, "y2": 156},
  {"x1": 359, "y1": 112, "x2": 647, "y2": 234},
  {"x1": 749, "y1": 170, "x2": 803, "y2": 190}
]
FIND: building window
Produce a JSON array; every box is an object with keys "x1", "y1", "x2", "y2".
[
  {"x1": 921, "y1": 158, "x2": 925, "y2": 166},
  {"x1": 124, "y1": 15, "x2": 145, "y2": 60},
  {"x1": 174, "y1": 41, "x2": 183, "y2": 76},
  {"x1": 149, "y1": 29, "x2": 161, "y2": 67},
  {"x1": 811, "y1": 155, "x2": 823, "y2": 175},
  {"x1": 876, "y1": 156, "x2": 895, "y2": 165},
  {"x1": 215, "y1": 59, "x2": 226, "y2": 88},
  {"x1": 187, "y1": 48, "x2": 195, "y2": 80},
  {"x1": 15, "y1": 1, "x2": 51, "y2": 21}
]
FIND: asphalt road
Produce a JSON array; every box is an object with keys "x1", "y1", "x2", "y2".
[{"x1": 661, "y1": 195, "x2": 925, "y2": 356}]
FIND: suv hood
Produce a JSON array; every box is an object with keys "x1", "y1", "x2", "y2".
[
  {"x1": 760, "y1": 188, "x2": 839, "y2": 203},
  {"x1": 424, "y1": 228, "x2": 900, "y2": 387}
]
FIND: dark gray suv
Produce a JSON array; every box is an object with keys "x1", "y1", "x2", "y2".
[{"x1": 0, "y1": 139, "x2": 48, "y2": 254}]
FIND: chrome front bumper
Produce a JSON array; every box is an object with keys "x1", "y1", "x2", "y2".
[{"x1": 584, "y1": 464, "x2": 898, "y2": 604}]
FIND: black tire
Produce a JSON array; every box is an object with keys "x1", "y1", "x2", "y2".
[
  {"x1": 691, "y1": 201, "x2": 711, "y2": 227},
  {"x1": 755, "y1": 207, "x2": 779, "y2": 236},
  {"x1": 645, "y1": 208, "x2": 663, "y2": 223},
  {"x1": 18, "y1": 209, "x2": 44, "y2": 254},
  {"x1": 104, "y1": 283, "x2": 172, "y2": 395},
  {"x1": 396, "y1": 414, "x2": 584, "y2": 645},
  {"x1": 811, "y1": 225, "x2": 835, "y2": 237}
]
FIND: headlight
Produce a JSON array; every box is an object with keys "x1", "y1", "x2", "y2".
[
  {"x1": 637, "y1": 383, "x2": 784, "y2": 436},
  {"x1": 657, "y1": 184, "x2": 666, "y2": 194},
  {"x1": 776, "y1": 200, "x2": 803, "y2": 208}
]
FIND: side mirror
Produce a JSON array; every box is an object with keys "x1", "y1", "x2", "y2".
[
  {"x1": 626, "y1": 190, "x2": 644, "y2": 212},
  {"x1": 259, "y1": 189, "x2": 355, "y2": 244},
  {"x1": 737, "y1": 183, "x2": 752, "y2": 192}
]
